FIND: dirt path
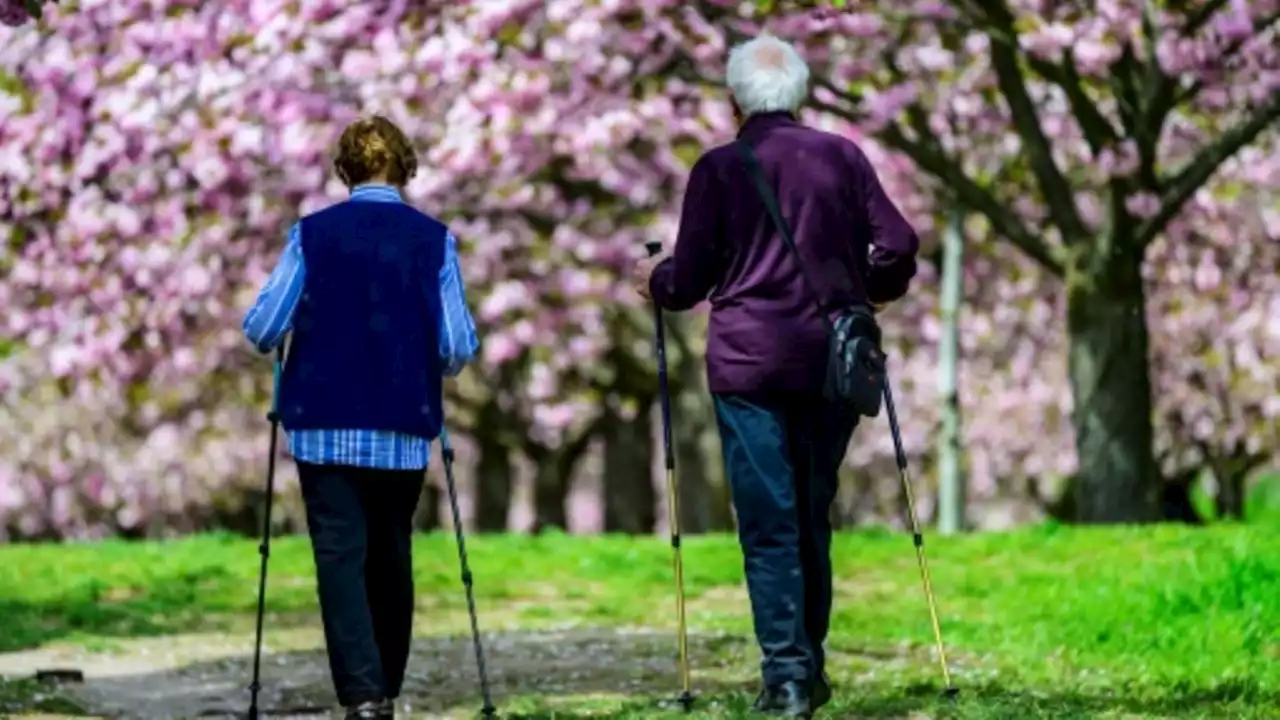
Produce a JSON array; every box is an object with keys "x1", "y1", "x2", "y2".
[{"x1": 0, "y1": 626, "x2": 754, "y2": 718}]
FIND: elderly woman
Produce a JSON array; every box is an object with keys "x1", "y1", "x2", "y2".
[{"x1": 243, "y1": 116, "x2": 479, "y2": 720}]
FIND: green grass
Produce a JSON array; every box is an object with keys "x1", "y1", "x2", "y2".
[{"x1": 1, "y1": 524, "x2": 1279, "y2": 718}]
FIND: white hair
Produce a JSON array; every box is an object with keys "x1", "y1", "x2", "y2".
[{"x1": 725, "y1": 35, "x2": 811, "y2": 116}]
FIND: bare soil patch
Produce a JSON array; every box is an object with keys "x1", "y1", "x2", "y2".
[{"x1": 0, "y1": 628, "x2": 755, "y2": 718}]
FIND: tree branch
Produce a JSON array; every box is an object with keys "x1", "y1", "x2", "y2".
[
  {"x1": 1027, "y1": 51, "x2": 1119, "y2": 155},
  {"x1": 1106, "y1": 44, "x2": 1146, "y2": 142},
  {"x1": 893, "y1": 126, "x2": 1065, "y2": 273},
  {"x1": 976, "y1": 0, "x2": 1091, "y2": 241},
  {"x1": 1183, "y1": 0, "x2": 1233, "y2": 33},
  {"x1": 1136, "y1": 93, "x2": 1280, "y2": 246},
  {"x1": 684, "y1": 3, "x2": 1063, "y2": 273},
  {"x1": 808, "y1": 87, "x2": 1065, "y2": 274}
]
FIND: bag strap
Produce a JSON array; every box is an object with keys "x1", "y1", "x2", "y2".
[{"x1": 737, "y1": 141, "x2": 837, "y2": 334}]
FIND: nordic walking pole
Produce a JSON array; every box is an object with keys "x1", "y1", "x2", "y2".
[
  {"x1": 247, "y1": 341, "x2": 286, "y2": 720},
  {"x1": 645, "y1": 241, "x2": 693, "y2": 712},
  {"x1": 439, "y1": 428, "x2": 498, "y2": 718},
  {"x1": 881, "y1": 371, "x2": 958, "y2": 700}
]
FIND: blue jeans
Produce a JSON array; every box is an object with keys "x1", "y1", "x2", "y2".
[
  {"x1": 297, "y1": 462, "x2": 424, "y2": 706},
  {"x1": 713, "y1": 393, "x2": 858, "y2": 686}
]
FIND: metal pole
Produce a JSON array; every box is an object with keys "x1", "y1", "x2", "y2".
[
  {"x1": 645, "y1": 241, "x2": 693, "y2": 712},
  {"x1": 247, "y1": 343, "x2": 286, "y2": 720}
]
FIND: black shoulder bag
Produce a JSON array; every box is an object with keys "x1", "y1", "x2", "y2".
[{"x1": 737, "y1": 141, "x2": 886, "y2": 418}]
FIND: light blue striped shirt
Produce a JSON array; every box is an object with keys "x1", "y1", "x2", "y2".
[{"x1": 241, "y1": 184, "x2": 479, "y2": 470}]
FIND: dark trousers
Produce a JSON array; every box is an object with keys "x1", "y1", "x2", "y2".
[
  {"x1": 297, "y1": 462, "x2": 424, "y2": 706},
  {"x1": 712, "y1": 393, "x2": 858, "y2": 686}
]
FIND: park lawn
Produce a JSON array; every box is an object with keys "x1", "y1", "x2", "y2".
[{"x1": 0, "y1": 523, "x2": 1277, "y2": 718}]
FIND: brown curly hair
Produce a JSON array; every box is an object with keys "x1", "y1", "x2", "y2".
[{"x1": 333, "y1": 116, "x2": 418, "y2": 188}]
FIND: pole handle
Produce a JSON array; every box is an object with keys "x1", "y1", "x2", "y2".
[
  {"x1": 440, "y1": 427, "x2": 455, "y2": 462},
  {"x1": 269, "y1": 341, "x2": 287, "y2": 421},
  {"x1": 271, "y1": 349, "x2": 284, "y2": 402}
]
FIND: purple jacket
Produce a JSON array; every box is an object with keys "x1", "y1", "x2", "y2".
[{"x1": 649, "y1": 111, "x2": 920, "y2": 396}]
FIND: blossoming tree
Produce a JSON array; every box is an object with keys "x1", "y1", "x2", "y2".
[
  {"x1": 677, "y1": 0, "x2": 1280, "y2": 522},
  {"x1": 2, "y1": 0, "x2": 1277, "y2": 537}
]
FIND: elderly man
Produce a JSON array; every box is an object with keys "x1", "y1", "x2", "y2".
[{"x1": 633, "y1": 35, "x2": 919, "y2": 717}]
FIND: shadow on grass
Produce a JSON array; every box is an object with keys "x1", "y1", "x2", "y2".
[
  {"x1": 0, "y1": 595, "x2": 316, "y2": 653},
  {"x1": 827, "y1": 681, "x2": 1279, "y2": 720},
  {"x1": 33, "y1": 630, "x2": 752, "y2": 718},
  {"x1": 5, "y1": 630, "x2": 1276, "y2": 719},
  {"x1": 505, "y1": 682, "x2": 1280, "y2": 719},
  {"x1": 0, "y1": 676, "x2": 91, "y2": 716},
  {"x1": 0, "y1": 552, "x2": 323, "y2": 653}
]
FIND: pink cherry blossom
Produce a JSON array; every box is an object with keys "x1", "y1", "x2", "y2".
[{"x1": 0, "y1": 0, "x2": 1277, "y2": 535}]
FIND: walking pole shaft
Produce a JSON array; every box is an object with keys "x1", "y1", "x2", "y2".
[
  {"x1": 248, "y1": 343, "x2": 286, "y2": 719},
  {"x1": 441, "y1": 430, "x2": 497, "y2": 717},
  {"x1": 646, "y1": 242, "x2": 693, "y2": 710},
  {"x1": 655, "y1": 316, "x2": 691, "y2": 701},
  {"x1": 883, "y1": 377, "x2": 956, "y2": 695}
]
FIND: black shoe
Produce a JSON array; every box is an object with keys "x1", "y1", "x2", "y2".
[
  {"x1": 752, "y1": 680, "x2": 812, "y2": 718},
  {"x1": 811, "y1": 673, "x2": 832, "y2": 709},
  {"x1": 344, "y1": 699, "x2": 392, "y2": 719}
]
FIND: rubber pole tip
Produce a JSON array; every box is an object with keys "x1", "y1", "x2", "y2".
[
  {"x1": 645, "y1": 241, "x2": 662, "y2": 257},
  {"x1": 942, "y1": 686, "x2": 960, "y2": 701},
  {"x1": 678, "y1": 691, "x2": 694, "y2": 712}
]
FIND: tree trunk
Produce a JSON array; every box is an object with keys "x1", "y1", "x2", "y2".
[
  {"x1": 413, "y1": 483, "x2": 441, "y2": 530},
  {"x1": 474, "y1": 436, "x2": 513, "y2": 532},
  {"x1": 671, "y1": 322, "x2": 734, "y2": 533},
  {"x1": 602, "y1": 403, "x2": 658, "y2": 534},
  {"x1": 532, "y1": 462, "x2": 570, "y2": 532},
  {"x1": 674, "y1": 392, "x2": 716, "y2": 534},
  {"x1": 1208, "y1": 448, "x2": 1263, "y2": 521},
  {"x1": 936, "y1": 207, "x2": 967, "y2": 535},
  {"x1": 1065, "y1": 250, "x2": 1160, "y2": 523},
  {"x1": 1159, "y1": 469, "x2": 1202, "y2": 525},
  {"x1": 1216, "y1": 471, "x2": 1246, "y2": 521},
  {"x1": 530, "y1": 431, "x2": 595, "y2": 532}
]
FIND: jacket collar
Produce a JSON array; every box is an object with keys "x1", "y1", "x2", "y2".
[
  {"x1": 736, "y1": 111, "x2": 799, "y2": 138},
  {"x1": 349, "y1": 184, "x2": 403, "y2": 202}
]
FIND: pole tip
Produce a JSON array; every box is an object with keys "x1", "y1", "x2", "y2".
[
  {"x1": 942, "y1": 686, "x2": 960, "y2": 701},
  {"x1": 678, "y1": 691, "x2": 694, "y2": 712},
  {"x1": 644, "y1": 241, "x2": 662, "y2": 257}
]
